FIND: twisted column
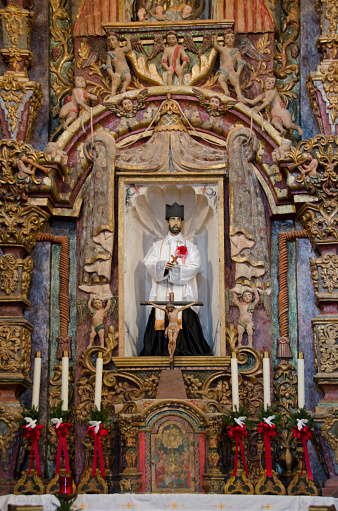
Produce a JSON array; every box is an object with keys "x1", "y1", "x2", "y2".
[
  {"x1": 37, "y1": 233, "x2": 71, "y2": 358},
  {"x1": 277, "y1": 230, "x2": 308, "y2": 357}
]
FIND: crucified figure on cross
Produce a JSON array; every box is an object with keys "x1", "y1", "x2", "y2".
[{"x1": 147, "y1": 300, "x2": 198, "y2": 364}]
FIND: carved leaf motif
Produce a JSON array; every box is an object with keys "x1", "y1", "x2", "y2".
[
  {"x1": 0, "y1": 325, "x2": 21, "y2": 372},
  {"x1": 318, "y1": 323, "x2": 338, "y2": 372},
  {"x1": 0, "y1": 254, "x2": 19, "y2": 295},
  {"x1": 256, "y1": 34, "x2": 271, "y2": 55}
]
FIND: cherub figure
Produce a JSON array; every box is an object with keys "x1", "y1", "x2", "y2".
[
  {"x1": 103, "y1": 33, "x2": 132, "y2": 100},
  {"x1": 162, "y1": 31, "x2": 190, "y2": 86},
  {"x1": 233, "y1": 287, "x2": 259, "y2": 347},
  {"x1": 16, "y1": 153, "x2": 50, "y2": 200},
  {"x1": 16, "y1": 154, "x2": 36, "y2": 200},
  {"x1": 148, "y1": 301, "x2": 198, "y2": 362},
  {"x1": 45, "y1": 142, "x2": 68, "y2": 166},
  {"x1": 289, "y1": 151, "x2": 318, "y2": 177},
  {"x1": 88, "y1": 297, "x2": 111, "y2": 347},
  {"x1": 193, "y1": 88, "x2": 236, "y2": 116},
  {"x1": 246, "y1": 76, "x2": 303, "y2": 136},
  {"x1": 181, "y1": 4, "x2": 193, "y2": 18},
  {"x1": 107, "y1": 89, "x2": 148, "y2": 117},
  {"x1": 59, "y1": 76, "x2": 98, "y2": 129},
  {"x1": 212, "y1": 29, "x2": 247, "y2": 103},
  {"x1": 151, "y1": 5, "x2": 167, "y2": 20},
  {"x1": 137, "y1": 7, "x2": 148, "y2": 20}
]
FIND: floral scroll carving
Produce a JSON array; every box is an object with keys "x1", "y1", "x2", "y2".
[
  {"x1": 0, "y1": 254, "x2": 19, "y2": 295},
  {"x1": 317, "y1": 323, "x2": 338, "y2": 373},
  {"x1": 0, "y1": 324, "x2": 21, "y2": 372}
]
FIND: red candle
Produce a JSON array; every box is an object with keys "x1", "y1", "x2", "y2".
[{"x1": 59, "y1": 475, "x2": 73, "y2": 494}]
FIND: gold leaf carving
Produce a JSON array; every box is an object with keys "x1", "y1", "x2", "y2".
[
  {"x1": 256, "y1": 34, "x2": 271, "y2": 55},
  {"x1": 0, "y1": 254, "x2": 19, "y2": 295},
  {"x1": 317, "y1": 323, "x2": 338, "y2": 372},
  {"x1": 0, "y1": 324, "x2": 21, "y2": 372}
]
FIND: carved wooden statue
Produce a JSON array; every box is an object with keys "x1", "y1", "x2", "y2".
[
  {"x1": 59, "y1": 76, "x2": 97, "y2": 129},
  {"x1": 212, "y1": 29, "x2": 247, "y2": 103}
]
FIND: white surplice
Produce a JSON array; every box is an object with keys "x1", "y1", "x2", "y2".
[{"x1": 143, "y1": 232, "x2": 200, "y2": 328}]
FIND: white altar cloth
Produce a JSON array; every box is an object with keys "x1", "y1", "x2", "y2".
[
  {"x1": 72, "y1": 494, "x2": 338, "y2": 511},
  {"x1": 1, "y1": 494, "x2": 338, "y2": 511},
  {"x1": 0, "y1": 494, "x2": 60, "y2": 511}
]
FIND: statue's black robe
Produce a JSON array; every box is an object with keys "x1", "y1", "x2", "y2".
[{"x1": 140, "y1": 307, "x2": 212, "y2": 357}]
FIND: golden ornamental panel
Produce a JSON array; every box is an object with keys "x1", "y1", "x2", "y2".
[
  {"x1": 312, "y1": 315, "x2": 338, "y2": 374},
  {"x1": 0, "y1": 318, "x2": 32, "y2": 380},
  {"x1": 310, "y1": 253, "x2": 338, "y2": 303}
]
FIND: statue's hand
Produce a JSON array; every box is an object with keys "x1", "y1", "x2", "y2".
[{"x1": 165, "y1": 262, "x2": 173, "y2": 270}]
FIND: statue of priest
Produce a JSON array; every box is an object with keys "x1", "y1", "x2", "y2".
[{"x1": 140, "y1": 202, "x2": 212, "y2": 357}]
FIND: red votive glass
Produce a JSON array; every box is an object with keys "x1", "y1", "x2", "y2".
[{"x1": 59, "y1": 475, "x2": 73, "y2": 494}]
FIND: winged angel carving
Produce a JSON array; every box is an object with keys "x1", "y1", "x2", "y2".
[{"x1": 125, "y1": 31, "x2": 217, "y2": 87}]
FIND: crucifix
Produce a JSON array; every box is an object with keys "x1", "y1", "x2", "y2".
[{"x1": 141, "y1": 293, "x2": 204, "y2": 369}]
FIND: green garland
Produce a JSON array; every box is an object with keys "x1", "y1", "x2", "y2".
[
  {"x1": 257, "y1": 405, "x2": 282, "y2": 429},
  {"x1": 50, "y1": 401, "x2": 70, "y2": 422},
  {"x1": 223, "y1": 404, "x2": 254, "y2": 430},
  {"x1": 289, "y1": 407, "x2": 315, "y2": 430},
  {"x1": 20, "y1": 406, "x2": 42, "y2": 427},
  {"x1": 88, "y1": 406, "x2": 109, "y2": 426}
]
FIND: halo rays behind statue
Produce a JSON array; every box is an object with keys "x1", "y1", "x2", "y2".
[{"x1": 122, "y1": 183, "x2": 220, "y2": 357}]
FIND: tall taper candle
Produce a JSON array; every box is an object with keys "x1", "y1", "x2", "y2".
[
  {"x1": 231, "y1": 352, "x2": 239, "y2": 411},
  {"x1": 297, "y1": 352, "x2": 305, "y2": 409},
  {"x1": 263, "y1": 352, "x2": 271, "y2": 410},
  {"x1": 61, "y1": 351, "x2": 69, "y2": 411},
  {"x1": 32, "y1": 352, "x2": 42, "y2": 409},
  {"x1": 94, "y1": 352, "x2": 103, "y2": 410}
]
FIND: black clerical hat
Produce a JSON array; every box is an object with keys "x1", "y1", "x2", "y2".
[{"x1": 166, "y1": 202, "x2": 184, "y2": 220}]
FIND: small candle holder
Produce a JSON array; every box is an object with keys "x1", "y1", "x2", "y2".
[
  {"x1": 224, "y1": 436, "x2": 254, "y2": 495},
  {"x1": 287, "y1": 444, "x2": 318, "y2": 496},
  {"x1": 59, "y1": 475, "x2": 74, "y2": 494},
  {"x1": 46, "y1": 468, "x2": 77, "y2": 495},
  {"x1": 14, "y1": 408, "x2": 45, "y2": 495}
]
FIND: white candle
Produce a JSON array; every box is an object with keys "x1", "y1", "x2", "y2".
[
  {"x1": 297, "y1": 352, "x2": 305, "y2": 409},
  {"x1": 94, "y1": 353, "x2": 103, "y2": 410},
  {"x1": 61, "y1": 351, "x2": 69, "y2": 411},
  {"x1": 231, "y1": 352, "x2": 239, "y2": 411},
  {"x1": 263, "y1": 352, "x2": 271, "y2": 410},
  {"x1": 32, "y1": 352, "x2": 42, "y2": 409}
]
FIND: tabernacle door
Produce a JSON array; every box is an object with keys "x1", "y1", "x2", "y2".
[{"x1": 118, "y1": 177, "x2": 225, "y2": 357}]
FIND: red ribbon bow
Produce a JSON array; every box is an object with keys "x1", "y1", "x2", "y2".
[
  {"x1": 292, "y1": 425, "x2": 313, "y2": 480},
  {"x1": 257, "y1": 422, "x2": 277, "y2": 476},
  {"x1": 22, "y1": 424, "x2": 44, "y2": 476},
  {"x1": 53, "y1": 422, "x2": 71, "y2": 474},
  {"x1": 87, "y1": 424, "x2": 108, "y2": 477},
  {"x1": 228, "y1": 424, "x2": 249, "y2": 477}
]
